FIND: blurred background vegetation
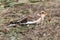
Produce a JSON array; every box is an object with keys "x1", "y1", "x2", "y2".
[{"x1": 0, "y1": 0, "x2": 60, "y2": 40}]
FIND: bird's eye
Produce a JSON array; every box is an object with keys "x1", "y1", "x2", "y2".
[{"x1": 42, "y1": 12, "x2": 44, "y2": 14}]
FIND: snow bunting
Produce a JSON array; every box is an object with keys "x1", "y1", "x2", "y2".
[
  {"x1": 20, "y1": 11, "x2": 48, "y2": 24},
  {"x1": 8, "y1": 11, "x2": 48, "y2": 27}
]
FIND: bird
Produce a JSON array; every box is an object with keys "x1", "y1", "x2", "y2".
[
  {"x1": 8, "y1": 11, "x2": 48, "y2": 27},
  {"x1": 20, "y1": 11, "x2": 48, "y2": 25}
]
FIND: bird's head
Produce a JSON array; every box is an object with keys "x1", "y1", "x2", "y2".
[
  {"x1": 37, "y1": 11, "x2": 48, "y2": 21},
  {"x1": 37, "y1": 11, "x2": 48, "y2": 18}
]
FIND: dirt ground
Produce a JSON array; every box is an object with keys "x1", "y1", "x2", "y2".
[{"x1": 0, "y1": 0, "x2": 60, "y2": 40}]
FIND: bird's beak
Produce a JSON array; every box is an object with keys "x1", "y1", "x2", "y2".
[{"x1": 45, "y1": 13, "x2": 48, "y2": 16}]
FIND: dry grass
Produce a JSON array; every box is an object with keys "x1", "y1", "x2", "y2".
[{"x1": 0, "y1": 0, "x2": 60, "y2": 40}]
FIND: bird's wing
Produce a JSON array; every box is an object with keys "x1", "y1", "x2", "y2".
[{"x1": 20, "y1": 18, "x2": 41, "y2": 25}]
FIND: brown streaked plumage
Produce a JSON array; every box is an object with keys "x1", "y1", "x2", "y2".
[{"x1": 8, "y1": 11, "x2": 48, "y2": 26}]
